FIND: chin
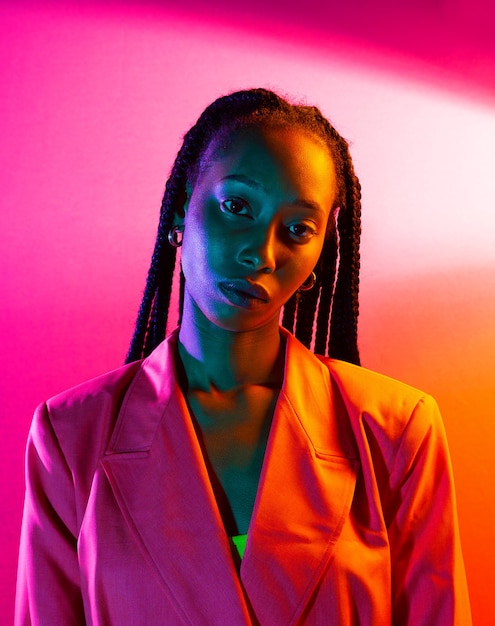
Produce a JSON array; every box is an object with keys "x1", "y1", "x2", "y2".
[{"x1": 204, "y1": 310, "x2": 279, "y2": 335}]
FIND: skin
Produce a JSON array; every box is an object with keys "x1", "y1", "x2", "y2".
[{"x1": 174, "y1": 126, "x2": 337, "y2": 534}]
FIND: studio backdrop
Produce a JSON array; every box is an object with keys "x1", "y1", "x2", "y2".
[{"x1": 1, "y1": 1, "x2": 494, "y2": 624}]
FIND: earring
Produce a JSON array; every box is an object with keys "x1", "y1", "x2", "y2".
[
  {"x1": 167, "y1": 226, "x2": 183, "y2": 248},
  {"x1": 299, "y1": 271, "x2": 316, "y2": 291}
]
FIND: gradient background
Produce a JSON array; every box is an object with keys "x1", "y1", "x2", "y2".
[{"x1": 1, "y1": 1, "x2": 494, "y2": 624}]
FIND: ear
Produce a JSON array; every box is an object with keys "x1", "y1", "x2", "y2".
[{"x1": 172, "y1": 182, "x2": 192, "y2": 227}]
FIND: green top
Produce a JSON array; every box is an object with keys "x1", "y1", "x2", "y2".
[{"x1": 231, "y1": 533, "x2": 248, "y2": 559}]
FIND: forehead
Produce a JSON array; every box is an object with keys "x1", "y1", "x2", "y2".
[{"x1": 196, "y1": 126, "x2": 337, "y2": 209}]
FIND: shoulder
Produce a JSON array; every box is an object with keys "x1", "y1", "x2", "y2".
[
  {"x1": 33, "y1": 331, "x2": 181, "y2": 460},
  {"x1": 320, "y1": 355, "x2": 436, "y2": 417},
  {"x1": 44, "y1": 359, "x2": 143, "y2": 440},
  {"x1": 46, "y1": 359, "x2": 142, "y2": 419},
  {"x1": 31, "y1": 360, "x2": 144, "y2": 473},
  {"x1": 283, "y1": 330, "x2": 443, "y2": 463},
  {"x1": 316, "y1": 355, "x2": 445, "y2": 472},
  {"x1": 283, "y1": 328, "x2": 441, "y2": 442},
  {"x1": 31, "y1": 332, "x2": 181, "y2": 466}
]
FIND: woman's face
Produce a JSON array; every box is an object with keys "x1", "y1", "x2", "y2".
[{"x1": 178, "y1": 125, "x2": 337, "y2": 333}]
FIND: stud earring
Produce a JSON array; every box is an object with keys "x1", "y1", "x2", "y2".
[
  {"x1": 299, "y1": 271, "x2": 316, "y2": 291},
  {"x1": 167, "y1": 226, "x2": 183, "y2": 248}
]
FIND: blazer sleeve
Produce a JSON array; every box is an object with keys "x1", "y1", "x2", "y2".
[
  {"x1": 15, "y1": 403, "x2": 86, "y2": 625},
  {"x1": 386, "y1": 394, "x2": 472, "y2": 625}
]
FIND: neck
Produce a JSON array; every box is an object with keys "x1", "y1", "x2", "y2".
[{"x1": 177, "y1": 304, "x2": 284, "y2": 394}]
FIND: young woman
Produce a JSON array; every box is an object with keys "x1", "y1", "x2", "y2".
[{"x1": 16, "y1": 89, "x2": 471, "y2": 624}]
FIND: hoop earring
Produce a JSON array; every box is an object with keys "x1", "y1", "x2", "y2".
[
  {"x1": 299, "y1": 271, "x2": 316, "y2": 291},
  {"x1": 167, "y1": 226, "x2": 183, "y2": 248}
]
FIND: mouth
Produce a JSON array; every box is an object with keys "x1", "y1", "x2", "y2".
[{"x1": 219, "y1": 279, "x2": 270, "y2": 309}]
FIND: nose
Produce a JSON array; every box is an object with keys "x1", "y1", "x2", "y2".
[{"x1": 237, "y1": 225, "x2": 277, "y2": 273}]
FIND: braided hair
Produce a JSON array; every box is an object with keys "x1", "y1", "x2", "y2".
[{"x1": 126, "y1": 88, "x2": 361, "y2": 365}]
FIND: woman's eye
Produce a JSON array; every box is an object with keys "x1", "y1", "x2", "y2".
[
  {"x1": 221, "y1": 199, "x2": 250, "y2": 215},
  {"x1": 288, "y1": 223, "x2": 317, "y2": 240}
]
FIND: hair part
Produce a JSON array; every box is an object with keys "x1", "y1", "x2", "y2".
[{"x1": 126, "y1": 88, "x2": 361, "y2": 365}]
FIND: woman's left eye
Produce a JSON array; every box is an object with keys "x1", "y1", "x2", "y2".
[
  {"x1": 220, "y1": 199, "x2": 250, "y2": 215},
  {"x1": 288, "y1": 223, "x2": 317, "y2": 240}
]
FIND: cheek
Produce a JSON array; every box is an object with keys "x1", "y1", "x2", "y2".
[
  {"x1": 183, "y1": 205, "x2": 209, "y2": 252},
  {"x1": 276, "y1": 253, "x2": 318, "y2": 296},
  {"x1": 184, "y1": 199, "x2": 224, "y2": 247},
  {"x1": 291, "y1": 241, "x2": 325, "y2": 275},
  {"x1": 182, "y1": 217, "x2": 227, "y2": 277}
]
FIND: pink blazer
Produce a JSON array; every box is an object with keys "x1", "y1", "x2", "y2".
[{"x1": 15, "y1": 329, "x2": 471, "y2": 625}]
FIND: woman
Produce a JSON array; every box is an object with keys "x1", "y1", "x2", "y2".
[{"x1": 16, "y1": 89, "x2": 471, "y2": 624}]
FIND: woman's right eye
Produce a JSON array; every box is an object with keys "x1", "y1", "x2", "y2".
[{"x1": 220, "y1": 199, "x2": 250, "y2": 216}]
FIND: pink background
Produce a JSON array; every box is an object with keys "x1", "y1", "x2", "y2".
[{"x1": 1, "y1": 1, "x2": 495, "y2": 623}]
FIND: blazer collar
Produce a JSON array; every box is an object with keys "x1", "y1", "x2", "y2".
[
  {"x1": 242, "y1": 328, "x2": 359, "y2": 624},
  {"x1": 102, "y1": 331, "x2": 252, "y2": 624},
  {"x1": 102, "y1": 329, "x2": 358, "y2": 625}
]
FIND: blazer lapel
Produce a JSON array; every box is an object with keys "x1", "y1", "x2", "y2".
[
  {"x1": 101, "y1": 333, "x2": 252, "y2": 625},
  {"x1": 241, "y1": 331, "x2": 359, "y2": 625},
  {"x1": 100, "y1": 329, "x2": 358, "y2": 625}
]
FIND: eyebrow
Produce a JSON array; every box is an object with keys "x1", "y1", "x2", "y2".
[
  {"x1": 220, "y1": 174, "x2": 266, "y2": 191},
  {"x1": 219, "y1": 174, "x2": 327, "y2": 216}
]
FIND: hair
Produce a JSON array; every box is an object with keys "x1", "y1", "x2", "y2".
[{"x1": 126, "y1": 88, "x2": 361, "y2": 365}]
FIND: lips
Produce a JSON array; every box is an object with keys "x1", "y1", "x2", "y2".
[{"x1": 219, "y1": 279, "x2": 270, "y2": 308}]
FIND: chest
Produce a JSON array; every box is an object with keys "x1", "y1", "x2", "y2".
[{"x1": 186, "y1": 386, "x2": 277, "y2": 534}]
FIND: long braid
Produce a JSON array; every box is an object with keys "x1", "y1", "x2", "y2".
[
  {"x1": 125, "y1": 151, "x2": 187, "y2": 362},
  {"x1": 328, "y1": 139, "x2": 361, "y2": 364},
  {"x1": 293, "y1": 277, "x2": 320, "y2": 348},
  {"x1": 281, "y1": 292, "x2": 297, "y2": 334},
  {"x1": 127, "y1": 88, "x2": 362, "y2": 365},
  {"x1": 314, "y1": 228, "x2": 338, "y2": 354},
  {"x1": 125, "y1": 229, "x2": 176, "y2": 362}
]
